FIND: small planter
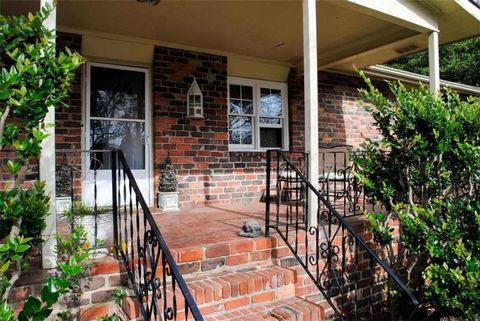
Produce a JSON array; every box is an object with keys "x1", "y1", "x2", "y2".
[
  {"x1": 78, "y1": 213, "x2": 114, "y2": 256},
  {"x1": 157, "y1": 191, "x2": 179, "y2": 211}
]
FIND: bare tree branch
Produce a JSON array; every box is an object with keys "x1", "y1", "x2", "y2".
[{"x1": 0, "y1": 106, "x2": 10, "y2": 152}]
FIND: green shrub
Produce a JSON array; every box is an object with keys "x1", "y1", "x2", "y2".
[{"x1": 353, "y1": 71, "x2": 480, "y2": 320}]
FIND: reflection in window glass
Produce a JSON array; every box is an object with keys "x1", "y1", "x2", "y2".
[
  {"x1": 228, "y1": 116, "x2": 252, "y2": 145},
  {"x1": 90, "y1": 120, "x2": 145, "y2": 169},
  {"x1": 228, "y1": 79, "x2": 287, "y2": 150},
  {"x1": 90, "y1": 67, "x2": 145, "y2": 120},
  {"x1": 260, "y1": 88, "x2": 282, "y2": 117}
]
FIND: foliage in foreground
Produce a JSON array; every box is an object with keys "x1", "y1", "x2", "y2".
[
  {"x1": 353, "y1": 72, "x2": 480, "y2": 320},
  {"x1": 0, "y1": 4, "x2": 84, "y2": 320}
]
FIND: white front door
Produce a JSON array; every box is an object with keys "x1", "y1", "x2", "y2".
[{"x1": 84, "y1": 62, "x2": 152, "y2": 207}]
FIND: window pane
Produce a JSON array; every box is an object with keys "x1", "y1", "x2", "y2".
[
  {"x1": 242, "y1": 100, "x2": 253, "y2": 114},
  {"x1": 260, "y1": 118, "x2": 281, "y2": 125},
  {"x1": 230, "y1": 85, "x2": 240, "y2": 99},
  {"x1": 241, "y1": 86, "x2": 253, "y2": 100},
  {"x1": 229, "y1": 100, "x2": 242, "y2": 114},
  {"x1": 260, "y1": 88, "x2": 282, "y2": 117},
  {"x1": 90, "y1": 66, "x2": 145, "y2": 119},
  {"x1": 260, "y1": 128, "x2": 282, "y2": 148},
  {"x1": 229, "y1": 116, "x2": 252, "y2": 145},
  {"x1": 90, "y1": 120, "x2": 145, "y2": 169},
  {"x1": 241, "y1": 131, "x2": 252, "y2": 144},
  {"x1": 229, "y1": 116, "x2": 252, "y2": 131}
]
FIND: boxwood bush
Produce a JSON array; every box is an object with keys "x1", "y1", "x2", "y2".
[{"x1": 353, "y1": 71, "x2": 480, "y2": 320}]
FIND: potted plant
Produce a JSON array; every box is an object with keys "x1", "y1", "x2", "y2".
[{"x1": 157, "y1": 155, "x2": 179, "y2": 211}]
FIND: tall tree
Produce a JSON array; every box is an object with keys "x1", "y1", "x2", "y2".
[{"x1": 386, "y1": 37, "x2": 480, "y2": 87}]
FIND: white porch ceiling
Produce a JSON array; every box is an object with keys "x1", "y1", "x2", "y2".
[{"x1": 2, "y1": 0, "x2": 479, "y2": 72}]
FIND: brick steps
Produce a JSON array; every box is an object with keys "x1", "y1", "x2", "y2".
[
  {"x1": 204, "y1": 297, "x2": 324, "y2": 321},
  {"x1": 182, "y1": 266, "x2": 296, "y2": 317},
  {"x1": 172, "y1": 236, "x2": 280, "y2": 275}
]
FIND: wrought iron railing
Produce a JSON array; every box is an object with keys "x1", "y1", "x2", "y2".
[
  {"x1": 278, "y1": 147, "x2": 382, "y2": 218},
  {"x1": 265, "y1": 150, "x2": 419, "y2": 320},
  {"x1": 111, "y1": 150, "x2": 204, "y2": 321}
]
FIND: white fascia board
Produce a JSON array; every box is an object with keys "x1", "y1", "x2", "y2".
[
  {"x1": 346, "y1": 0, "x2": 439, "y2": 32},
  {"x1": 455, "y1": 0, "x2": 480, "y2": 21}
]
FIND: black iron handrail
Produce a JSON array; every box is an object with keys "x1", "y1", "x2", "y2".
[
  {"x1": 265, "y1": 149, "x2": 419, "y2": 320},
  {"x1": 111, "y1": 150, "x2": 204, "y2": 321}
]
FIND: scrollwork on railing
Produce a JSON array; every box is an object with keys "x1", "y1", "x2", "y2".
[
  {"x1": 265, "y1": 149, "x2": 419, "y2": 321},
  {"x1": 111, "y1": 150, "x2": 204, "y2": 321}
]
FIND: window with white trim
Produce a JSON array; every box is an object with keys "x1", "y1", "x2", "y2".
[{"x1": 228, "y1": 77, "x2": 288, "y2": 151}]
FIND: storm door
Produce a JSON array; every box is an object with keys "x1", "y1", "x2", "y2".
[{"x1": 84, "y1": 62, "x2": 152, "y2": 206}]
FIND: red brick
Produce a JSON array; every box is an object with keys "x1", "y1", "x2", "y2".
[
  {"x1": 226, "y1": 253, "x2": 249, "y2": 266},
  {"x1": 178, "y1": 248, "x2": 203, "y2": 263},
  {"x1": 90, "y1": 260, "x2": 122, "y2": 276},
  {"x1": 231, "y1": 240, "x2": 254, "y2": 254},
  {"x1": 255, "y1": 237, "x2": 277, "y2": 250},
  {"x1": 80, "y1": 304, "x2": 109, "y2": 321},
  {"x1": 122, "y1": 297, "x2": 140, "y2": 319},
  {"x1": 206, "y1": 244, "x2": 230, "y2": 258},
  {"x1": 252, "y1": 291, "x2": 275, "y2": 304},
  {"x1": 271, "y1": 247, "x2": 291, "y2": 258},
  {"x1": 224, "y1": 296, "x2": 250, "y2": 310},
  {"x1": 250, "y1": 250, "x2": 270, "y2": 262}
]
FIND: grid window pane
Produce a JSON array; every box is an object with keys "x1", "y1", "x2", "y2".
[
  {"x1": 230, "y1": 85, "x2": 240, "y2": 99},
  {"x1": 242, "y1": 86, "x2": 253, "y2": 100},
  {"x1": 260, "y1": 88, "x2": 282, "y2": 117},
  {"x1": 229, "y1": 81, "x2": 287, "y2": 149},
  {"x1": 229, "y1": 116, "x2": 252, "y2": 145}
]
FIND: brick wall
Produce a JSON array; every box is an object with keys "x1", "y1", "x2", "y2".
[
  {"x1": 8, "y1": 255, "x2": 134, "y2": 320},
  {"x1": 55, "y1": 32, "x2": 83, "y2": 199},
  {"x1": 152, "y1": 48, "x2": 383, "y2": 208},
  {"x1": 288, "y1": 69, "x2": 382, "y2": 151},
  {"x1": 153, "y1": 46, "x2": 267, "y2": 208}
]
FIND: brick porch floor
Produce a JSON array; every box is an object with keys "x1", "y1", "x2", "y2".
[{"x1": 152, "y1": 202, "x2": 267, "y2": 250}]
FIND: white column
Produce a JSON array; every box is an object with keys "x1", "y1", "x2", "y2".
[
  {"x1": 428, "y1": 31, "x2": 440, "y2": 94},
  {"x1": 303, "y1": 0, "x2": 319, "y2": 227},
  {"x1": 40, "y1": 0, "x2": 57, "y2": 269}
]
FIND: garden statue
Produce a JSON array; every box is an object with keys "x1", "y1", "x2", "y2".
[{"x1": 239, "y1": 219, "x2": 262, "y2": 238}]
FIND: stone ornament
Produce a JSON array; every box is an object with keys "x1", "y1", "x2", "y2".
[{"x1": 239, "y1": 219, "x2": 262, "y2": 238}]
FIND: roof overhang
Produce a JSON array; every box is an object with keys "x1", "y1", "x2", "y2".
[{"x1": 1, "y1": 0, "x2": 478, "y2": 73}]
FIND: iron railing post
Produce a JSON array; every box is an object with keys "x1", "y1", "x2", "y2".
[
  {"x1": 111, "y1": 149, "x2": 119, "y2": 259},
  {"x1": 265, "y1": 150, "x2": 272, "y2": 237}
]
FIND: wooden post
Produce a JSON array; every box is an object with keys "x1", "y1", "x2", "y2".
[
  {"x1": 40, "y1": 0, "x2": 57, "y2": 269},
  {"x1": 303, "y1": 0, "x2": 319, "y2": 228}
]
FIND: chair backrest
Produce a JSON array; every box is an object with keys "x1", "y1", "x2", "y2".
[{"x1": 319, "y1": 145, "x2": 353, "y2": 174}]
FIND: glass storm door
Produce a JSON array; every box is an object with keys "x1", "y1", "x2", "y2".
[{"x1": 84, "y1": 62, "x2": 152, "y2": 206}]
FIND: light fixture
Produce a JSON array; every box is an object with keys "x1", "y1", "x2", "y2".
[
  {"x1": 186, "y1": 78, "x2": 204, "y2": 119},
  {"x1": 136, "y1": 0, "x2": 160, "y2": 6}
]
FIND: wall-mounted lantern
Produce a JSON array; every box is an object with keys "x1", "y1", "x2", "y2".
[{"x1": 186, "y1": 78, "x2": 204, "y2": 119}]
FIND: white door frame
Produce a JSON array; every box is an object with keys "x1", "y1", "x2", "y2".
[{"x1": 83, "y1": 61, "x2": 153, "y2": 206}]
